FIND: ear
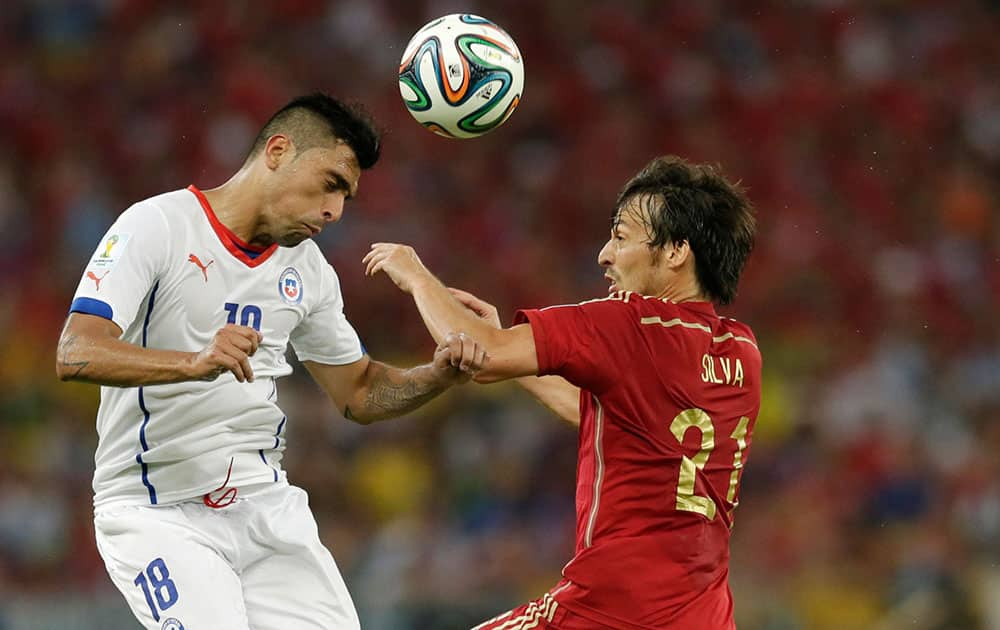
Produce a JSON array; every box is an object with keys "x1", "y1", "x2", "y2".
[
  {"x1": 263, "y1": 135, "x2": 293, "y2": 170},
  {"x1": 662, "y1": 240, "x2": 692, "y2": 271}
]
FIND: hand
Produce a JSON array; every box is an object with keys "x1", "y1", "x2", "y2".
[
  {"x1": 363, "y1": 243, "x2": 433, "y2": 294},
  {"x1": 431, "y1": 331, "x2": 489, "y2": 385},
  {"x1": 448, "y1": 287, "x2": 501, "y2": 329},
  {"x1": 189, "y1": 324, "x2": 262, "y2": 383}
]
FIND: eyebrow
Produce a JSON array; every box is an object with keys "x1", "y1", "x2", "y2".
[{"x1": 326, "y1": 170, "x2": 357, "y2": 200}]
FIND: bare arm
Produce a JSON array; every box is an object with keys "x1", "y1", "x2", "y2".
[
  {"x1": 56, "y1": 312, "x2": 262, "y2": 386},
  {"x1": 516, "y1": 375, "x2": 581, "y2": 427},
  {"x1": 445, "y1": 287, "x2": 582, "y2": 427},
  {"x1": 364, "y1": 244, "x2": 539, "y2": 382},
  {"x1": 303, "y1": 331, "x2": 488, "y2": 424}
]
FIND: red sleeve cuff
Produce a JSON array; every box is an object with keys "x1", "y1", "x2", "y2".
[{"x1": 513, "y1": 308, "x2": 553, "y2": 375}]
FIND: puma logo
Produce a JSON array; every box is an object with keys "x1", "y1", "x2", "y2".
[
  {"x1": 86, "y1": 270, "x2": 109, "y2": 291},
  {"x1": 188, "y1": 254, "x2": 215, "y2": 282}
]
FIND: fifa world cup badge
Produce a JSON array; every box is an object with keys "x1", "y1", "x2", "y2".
[{"x1": 90, "y1": 233, "x2": 131, "y2": 269}]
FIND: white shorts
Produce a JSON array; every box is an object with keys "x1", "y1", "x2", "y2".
[{"x1": 94, "y1": 482, "x2": 360, "y2": 630}]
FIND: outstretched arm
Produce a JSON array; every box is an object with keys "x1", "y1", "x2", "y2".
[
  {"x1": 57, "y1": 312, "x2": 262, "y2": 386},
  {"x1": 303, "y1": 331, "x2": 488, "y2": 424},
  {"x1": 447, "y1": 288, "x2": 581, "y2": 427},
  {"x1": 364, "y1": 244, "x2": 539, "y2": 382}
]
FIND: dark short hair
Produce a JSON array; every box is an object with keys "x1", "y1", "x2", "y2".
[
  {"x1": 614, "y1": 155, "x2": 755, "y2": 305},
  {"x1": 246, "y1": 92, "x2": 381, "y2": 169}
]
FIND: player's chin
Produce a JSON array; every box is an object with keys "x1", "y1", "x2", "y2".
[{"x1": 277, "y1": 232, "x2": 310, "y2": 247}]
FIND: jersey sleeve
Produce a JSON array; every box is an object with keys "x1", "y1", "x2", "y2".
[
  {"x1": 69, "y1": 202, "x2": 171, "y2": 333},
  {"x1": 289, "y1": 263, "x2": 364, "y2": 365},
  {"x1": 514, "y1": 296, "x2": 634, "y2": 393}
]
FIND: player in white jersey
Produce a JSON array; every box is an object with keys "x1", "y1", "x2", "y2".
[{"x1": 56, "y1": 93, "x2": 488, "y2": 630}]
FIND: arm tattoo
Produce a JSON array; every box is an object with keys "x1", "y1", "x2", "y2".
[
  {"x1": 58, "y1": 334, "x2": 90, "y2": 379},
  {"x1": 356, "y1": 361, "x2": 443, "y2": 420}
]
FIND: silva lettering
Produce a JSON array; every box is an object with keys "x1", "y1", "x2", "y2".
[{"x1": 701, "y1": 354, "x2": 744, "y2": 387}]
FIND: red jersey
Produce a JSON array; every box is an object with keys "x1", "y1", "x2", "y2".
[{"x1": 514, "y1": 292, "x2": 761, "y2": 629}]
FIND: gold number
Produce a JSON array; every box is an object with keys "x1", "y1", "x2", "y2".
[
  {"x1": 670, "y1": 410, "x2": 752, "y2": 521},
  {"x1": 670, "y1": 409, "x2": 716, "y2": 520},
  {"x1": 727, "y1": 416, "x2": 750, "y2": 504}
]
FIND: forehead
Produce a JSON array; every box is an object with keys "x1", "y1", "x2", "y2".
[
  {"x1": 613, "y1": 196, "x2": 652, "y2": 231},
  {"x1": 302, "y1": 142, "x2": 361, "y2": 179}
]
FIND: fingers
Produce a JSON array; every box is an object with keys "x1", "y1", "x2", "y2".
[
  {"x1": 362, "y1": 243, "x2": 401, "y2": 277},
  {"x1": 219, "y1": 346, "x2": 250, "y2": 382},
  {"x1": 444, "y1": 332, "x2": 466, "y2": 370},
  {"x1": 236, "y1": 352, "x2": 254, "y2": 383},
  {"x1": 198, "y1": 344, "x2": 247, "y2": 382},
  {"x1": 447, "y1": 287, "x2": 493, "y2": 317},
  {"x1": 361, "y1": 245, "x2": 377, "y2": 276},
  {"x1": 362, "y1": 243, "x2": 423, "y2": 277},
  {"x1": 363, "y1": 247, "x2": 395, "y2": 279},
  {"x1": 440, "y1": 332, "x2": 460, "y2": 369},
  {"x1": 458, "y1": 333, "x2": 482, "y2": 373},
  {"x1": 222, "y1": 324, "x2": 261, "y2": 356},
  {"x1": 441, "y1": 331, "x2": 488, "y2": 374},
  {"x1": 216, "y1": 339, "x2": 253, "y2": 383},
  {"x1": 362, "y1": 248, "x2": 381, "y2": 277},
  {"x1": 206, "y1": 325, "x2": 262, "y2": 382},
  {"x1": 447, "y1": 287, "x2": 501, "y2": 328},
  {"x1": 471, "y1": 338, "x2": 489, "y2": 373},
  {"x1": 448, "y1": 287, "x2": 481, "y2": 309}
]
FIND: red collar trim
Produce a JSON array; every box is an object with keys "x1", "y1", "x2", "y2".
[{"x1": 187, "y1": 185, "x2": 277, "y2": 268}]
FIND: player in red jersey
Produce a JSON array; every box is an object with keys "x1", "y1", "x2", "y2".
[{"x1": 364, "y1": 155, "x2": 758, "y2": 629}]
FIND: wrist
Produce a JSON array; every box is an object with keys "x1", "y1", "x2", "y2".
[
  {"x1": 423, "y1": 361, "x2": 454, "y2": 388},
  {"x1": 408, "y1": 270, "x2": 438, "y2": 294},
  {"x1": 178, "y1": 352, "x2": 199, "y2": 381}
]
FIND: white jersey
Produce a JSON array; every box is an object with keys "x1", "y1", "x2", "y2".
[{"x1": 71, "y1": 186, "x2": 363, "y2": 510}]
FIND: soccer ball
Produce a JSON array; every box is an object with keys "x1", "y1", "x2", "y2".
[{"x1": 398, "y1": 14, "x2": 524, "y2": 139}]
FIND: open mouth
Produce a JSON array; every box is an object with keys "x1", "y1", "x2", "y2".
[{"x1": 605, "y1": 275, "x2": 619, "y2": 293}]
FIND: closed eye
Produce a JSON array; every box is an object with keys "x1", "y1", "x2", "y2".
[{"x1": 324, "y1": 173, "x2": 355, "y2": 199}]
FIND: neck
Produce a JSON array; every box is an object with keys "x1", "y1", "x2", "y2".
[
  {"x1": 654, "y1": 278, "x2": 708, "y2": 303},
  {"x1": 201, "y1": 167, "x2": 267, "y2": 245}
]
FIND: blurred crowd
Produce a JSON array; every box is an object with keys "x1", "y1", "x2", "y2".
[{"x1": 1, "y1": 0, "x2": 998, "y2": 628}]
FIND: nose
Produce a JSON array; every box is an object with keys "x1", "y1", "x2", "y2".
[
  {"x1": 321, "y1": 194, "x2": 346, "y2": 223},
  {"x1": 598, "y1": 239, "x2": 614, "y2": 267}
]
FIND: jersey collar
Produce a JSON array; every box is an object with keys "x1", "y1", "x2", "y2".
[
  {"x1": 675, "y1": 300, "x2": 717, "y2": 316},
  {"x1": 187, "y1": 185, "x2": 278, "y2": 268}
]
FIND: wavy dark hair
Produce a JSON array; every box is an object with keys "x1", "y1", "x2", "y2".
[{"x1": 614, "y1": 156, "x2": 755, "y2": 305}]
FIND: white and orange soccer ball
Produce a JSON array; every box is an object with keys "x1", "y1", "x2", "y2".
[{"x1": 398, "y1": 14, "x2": 524, "y2": 138}]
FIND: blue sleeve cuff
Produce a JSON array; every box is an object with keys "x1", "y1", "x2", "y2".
[{"x1": 69, "y1": 297, "x2": 114, "y2": 321}]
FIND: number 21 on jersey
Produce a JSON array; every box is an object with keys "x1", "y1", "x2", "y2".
[{"x1": 671, "y1": 409, "x2": 751, "y2": 521}]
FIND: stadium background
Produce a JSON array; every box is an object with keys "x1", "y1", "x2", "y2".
[{"x1": 1, "y1": 1, "x2": 998, "y2": 628}]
